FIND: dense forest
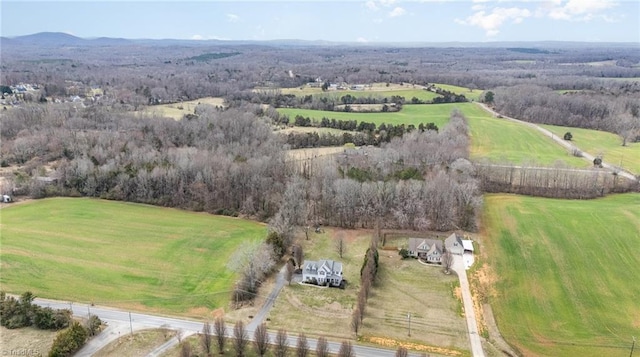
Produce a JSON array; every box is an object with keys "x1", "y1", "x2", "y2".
[{"x1": 1, "y1": 37, "x2": 639, "y2": 235}]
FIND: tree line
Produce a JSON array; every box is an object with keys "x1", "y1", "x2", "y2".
[{"x1": 489, "y1": 84, "x2": 640, "y2": 144}]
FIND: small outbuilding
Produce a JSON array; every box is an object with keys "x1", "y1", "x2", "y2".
[{"x1": 2, "y1": 194, "x2": 12, "y2": 203}]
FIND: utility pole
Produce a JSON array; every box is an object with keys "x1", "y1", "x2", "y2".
[
  {"x1": 630, "y1": 336, "x2": 636, "y2": 357},
  {"x1": 407, "y1": 313, "x2": 411, "y2": 337}
]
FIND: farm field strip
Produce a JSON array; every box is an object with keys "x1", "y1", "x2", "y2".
[
  {"x1": 279, "y1": 87, "x2": 442, "y2": 102},
  {"x1": 136, "y1": 97, "x2": 225, "y2": 120},
  {"x1": 481, "y1": 193, "x2": 640, "y2": 357},
  {"x1": 279, "y1": 103, "x2": 588, "y2": 167},
  {"x1": 0, "y1": 198, "x2": 266, "y2": 317},
  {"x1": 541, "y1": 124, "x2": 640, "y2": 175}
]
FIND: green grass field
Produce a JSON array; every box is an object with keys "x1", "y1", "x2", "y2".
[
  {"x1": 541, "y1": 124, "x2": 640, "y2": 175},
  {"x1": 0, "y1": 198, "x2": 267, "y2": 317},
  {"x1": 481, "y1": 193, "x2": 640, "y2": 356},
  {"x1": 466, "y1": 104, "x2": 588, "y2": 167},
  {"x1": 278, "y1": 104, "x2": 457, "y2": 128},
  {"x1": 279, "y1": 86, "x2": 441, "y2": 102},
  {"x1": 432, "y1": 83, "x2": 483, "y2": 101},
  {"x1": 279, "y1": 103, "x2": 587, "y2": 167}
]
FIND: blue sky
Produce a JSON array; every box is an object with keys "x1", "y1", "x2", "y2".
[{"x1": 1, "y1": 0, "x2": 639, "y2": 43}]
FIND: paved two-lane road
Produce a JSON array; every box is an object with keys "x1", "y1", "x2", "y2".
[{"x1": 33, "y1": 297, "x2": 429, "y2": 357}]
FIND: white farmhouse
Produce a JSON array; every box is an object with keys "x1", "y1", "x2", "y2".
[{"x1": 302, "y1": 259, "x2": 343, "y2": 287}]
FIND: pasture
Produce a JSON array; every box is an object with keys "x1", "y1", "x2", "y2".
[
  {"x1": 136, "y1": 97, "x2": 225, "y2": 120},
  {"x1": 432, "y1": 83, "x2": 483, "y2": 101},
  {"x1": 541, "y1": 124, "x2": 640, "y2": 175},
  {"x1": 278, "y1": 83, "x2": 441, "y2": 102},
  {"x1": 279, "y1": 103, "x2": 588, "y2": 167},
  {"x1": 481, "y1": 193, "x2": 640, "y2": 356},
  {"x1": 465, "y1": 104, "x2": 587, "y2": 167},
  {"x1": 277, "y1": 104, "x2": 455, "y2": 128},
  {"x1": 0, "y1": 198, "x2": 267, "y2": 317}
]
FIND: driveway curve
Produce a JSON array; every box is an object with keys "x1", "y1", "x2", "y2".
[{"x1": 475, "y1": 102, "x2": 637, "y2": 182}]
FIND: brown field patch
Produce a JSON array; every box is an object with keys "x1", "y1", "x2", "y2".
[
  {"x1": 0, "y1": 326, "x2": 57, "y2": 356},
  {"x1": 93, "y1": 328, "x2": 173, "y2": 357}
]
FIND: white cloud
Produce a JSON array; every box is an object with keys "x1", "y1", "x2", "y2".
[
  {"x1": 472, "y1": 4, "x2": 486, "y2": 11},
  {"x1": 389, "y1": 6, "x2": 407, "y2": 17},
  {"x1": 456, "y1": 7, "x2": 531, "y2": 36},
  {"x1": 191, "y1": 34, "x2": 204, "y2": 40},
  {"x1": 365, "y1": 0, "x2": 397, "y2": 11},
  {"x1": 356, "y1": 37, "x2": 369, "y2": 43},
  {"x1": 226, "y1": 13, "x2": 239, "y2": 23},
  {"x1": 365, "y1": 1, "x2": 379, "y2": 11},
  {"x1": 541, "y1": 0, "x2": 618, "y2": 21}
]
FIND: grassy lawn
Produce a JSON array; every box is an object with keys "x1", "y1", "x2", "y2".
[
  {"x1": 0, "y1": 198, "x2": 267, "y2": 317},
  {"x1": 268, "y1": 229, "x2": 469, "y2": 356},
  {"x1": 361, "y1": 253, "x2": 470, "y2": 356},
  {"x1": 136, "y1": 97, "x2": 225, "y2": 120},
  {"x1": 481, "y1": 193, "x2": 640, "y2": 356},
  {"x1": 541, "y1": 124, "x2": 640, "y2": 175},
  {"x1": 267, "y1": 228, "x2": 369, "y2": 340}
]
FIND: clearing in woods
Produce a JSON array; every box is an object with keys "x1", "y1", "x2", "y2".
[{"x1": 136, "y1": 96, "x2": 225, "y2": 120}]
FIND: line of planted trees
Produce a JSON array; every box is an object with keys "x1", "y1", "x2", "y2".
[
  {"x1": 195, "y1": 317, "x2": 355, "y2": 357},
  {"x1": 475, "y1": 162, "x2": 639, "y2": 198},
  {"x1": 282, "y1": 119, "x2": 439, "y2": 149}
]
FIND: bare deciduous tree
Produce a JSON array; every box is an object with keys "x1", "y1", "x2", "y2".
[
  {"x1": 338, "y1": 341, "x2": 355, "y2": 357},
  {"x1": 233, "y1": 321, "x2": 249, "y2": 357},
  {"x1": 253, "y1": 323, "x2": 270, "y2": 357},
  {"x1": 201, "y1": 321, "x2": 212, "y2": 356},
  {"x1": 228, "y1": 242, "x2": 276, "y2": 303},
  {"x1": 336, "y1": 233, "x2": 346, "y2": 259},
  {"x1": 315, "y1": 336, "x2": 330, "y2": 357},
  {"x1": 180, "y1": 341, "x2": 192, "y2": 357},
  {"x1": 395, "y1": 346, "x2": 408, "y2": 357},
  {"x1": 213, "y1": 317, "x2": 226, "y2": 355},
  {"x1": 285, "y1": 260, "x2": 295, "y2": 285},
  {"x1": 351, "y1": 308, "x2": 361, "y2": 335},
  {"x1": 296, "y1": 333, "x2": 309, "y2": 357},
  {"x1": 442, "y1": 250, "x2": 454, "y2": 274},
  {"x1": 274, "y1": 329, "x2": 289, "y2": 357},
  {"x1": 293, "y1": 244, "x2": 304, "y2": 267},
  {"x1": 357, "y1": 289, "x2": 366, "y2": 322}
]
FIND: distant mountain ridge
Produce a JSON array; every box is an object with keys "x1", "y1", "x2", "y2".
[
  {"x1": 3, "y1": 32, "x2": 638, "y2": 49},
  {"x1": 4, "y1": 32, "x2": 132, "y2": 46}
]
